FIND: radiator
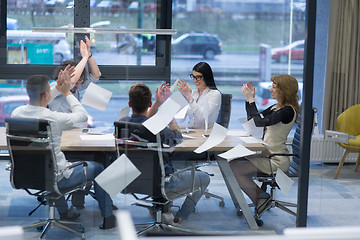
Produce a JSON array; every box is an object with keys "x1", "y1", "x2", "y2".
[
  {"x1": 289, "y1": 135, "x2": 359, "y2": 163},
  {"x1": 311, "y1": 137, "x2": 352, "y2": 163}
]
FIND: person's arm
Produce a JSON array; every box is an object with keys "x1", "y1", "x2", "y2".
[
  {"x1": 160, "y1": 127, "x2": 183, "y2": 147},
  {"x1": 55, "y1": 68, "x2": 88, "y2": 129},
  {"x1": 70, "y1": 40, "x2": 90, "y2": 85},
  {"x1": 85, "y1": 35, "x2": 101, "y2": 79},
  {"x1": 146, "y1": 82, "x2": 171, "y2": 118},
  {"x1": 246, "y1": 102, "x2": 294, "y2": 127}
]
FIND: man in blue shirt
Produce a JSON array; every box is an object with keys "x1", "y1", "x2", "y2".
[{"x1": 120, "y1": 83, "x2": 210, "y2": 225}]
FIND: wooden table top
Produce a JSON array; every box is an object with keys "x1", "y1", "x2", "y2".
[{"x1": 0, "y1": 127, "x2": 265, "y2": 153}]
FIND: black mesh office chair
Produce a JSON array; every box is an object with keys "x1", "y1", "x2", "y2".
[
  {"x1": 203, "y1": 93, "x2": 233, "y2": 206},
  {"x1": 114, "y1": 121, "x2": 197, "y2": 236},
  {"x1": 252, "y1": 108, "x2": 317, "y2": 226},
  {"x1": 5, "y1": 117, "x2": 87, "y2": 239}
]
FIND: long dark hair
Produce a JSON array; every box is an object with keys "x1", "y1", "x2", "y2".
[{"x1": 193, "y1": 62, "x2": 217, "y2": 90}]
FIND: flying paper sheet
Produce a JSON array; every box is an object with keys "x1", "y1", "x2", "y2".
[
  {"x1": 170, "y1": 78, "x2": 180, "y2": 92},
  {"x1": 238, "y1": 136, "x2": 266, "y2": 145},
  {"x1": 275, "y1": 168, "x2": 294, "y2": 196},
  {"x1": 117, "y1": 106, "x2": 130, "y2": 121},
  {"x1": 174, "y1": 105, "x2": 189, "y2": 122},
  {"x1": 116, "y1": 211, "x2": 137, "y2": 240},
  {"x1": 242, "y1": 118, "x2": 264, "y2": 139},
  {"x1": 80, "y1": 134, "x2": 114, "y2": 141},
  {"x1": 227, "y1": 130, "x2": 251, "y2": 137},
  {"x1": 81, "y1": 82, "x2": 112, "y2": 111},
  {"x1": 218, "y1": 143, "x2": 256, "y2": 162},
  {"x1": 95, "y1": 154, "x2": 141, "y2": 197},
  {"x1": 194, "y1": 123, "x2": 227, "y2": 154},
  {"x1": 143, "y1": 91, "x2": 188, "y2": 135}
]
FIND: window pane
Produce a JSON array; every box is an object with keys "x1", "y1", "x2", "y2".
[
  {"x1": 171, "y1": 0, "x2": 305, "y2": 129},
  {"x1": 7, "y1": 0, "x2": 74, "y2": 65},
  {"x1": 89, "y1": 0, "x2": 157, "y2": 66}
]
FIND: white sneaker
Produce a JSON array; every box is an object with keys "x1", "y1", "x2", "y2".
[{"x1": 161, "y1": 213, "x2": 174, "y2": 224}]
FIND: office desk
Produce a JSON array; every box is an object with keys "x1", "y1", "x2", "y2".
[{"x1": 1, "y1": 127, "x2": 264, "y2": 230}]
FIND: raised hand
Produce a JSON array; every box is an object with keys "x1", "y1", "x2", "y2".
[
  {"x1": 56, "y1": 65, "x2": 72, "y2": 96},
  {"x1": 242, "y1": 83, "x2": 255, "y2": 102},
  {"x1": 79, "y1": 40, "x2": 90, "y2": 59},
  {"x1": 176, "y1": 79, "x2": 192, "y2": 101},
  {"x1": 85, "y1": 35, "x2": 91, "y2": 55}
]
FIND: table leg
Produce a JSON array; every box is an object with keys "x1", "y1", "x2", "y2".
[{"x1": 216, "y1": 158, "x2": 259, "y2": 230}]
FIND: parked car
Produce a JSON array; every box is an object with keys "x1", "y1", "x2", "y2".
[
  {"x1": 0, "y1": 95, "x2": 29, "y2": 126},
  {"x1": 271, "y1": 40, "x2": 305, "y2": 63},
  {"x1": 254, "y1": 81, "x2": 303, "y2": 111},
  {"x1": 172, "y1": 33, "x2": 222, "y2": 59}
]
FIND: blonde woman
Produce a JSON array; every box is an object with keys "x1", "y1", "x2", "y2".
[{"x1": 230, "y1": 74, "x2": 300, "y2": 214}]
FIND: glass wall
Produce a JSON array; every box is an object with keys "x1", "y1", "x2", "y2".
[{"x1": 171, "y1": 0, "x2": 307, "y2": 129}]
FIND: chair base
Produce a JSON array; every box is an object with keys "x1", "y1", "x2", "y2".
[
  {"x1": 204, "y1": 189, "x2": 225, "y2": 207},
  {"x1": 23, "y1": 206, "x2": 85, "y2": 239},
  {"x1": 134, "y1": 205, "x2": 198, "y2": 236}
]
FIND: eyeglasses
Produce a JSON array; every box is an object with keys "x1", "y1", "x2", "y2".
[{"x1": 190, "y1": 74, "x2": 204, "y2": 81}]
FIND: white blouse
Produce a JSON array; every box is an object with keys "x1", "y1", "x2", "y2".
[{"x1": 186, "y1": 87, "x2": 221, "y2": 129}]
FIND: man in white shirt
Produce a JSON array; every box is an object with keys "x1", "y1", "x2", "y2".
[{"x1": 11, "y1": 67, "x2": 116, "y2": 229}]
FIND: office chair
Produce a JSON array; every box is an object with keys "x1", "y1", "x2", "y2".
[
  {"x1": 203, "y1": 93, "x2": 233, "y2": 207},
  {"x1": 334, "y1": 104, "x2": 360, "y2": 179},
  {"x1": 251, "y1": 108, "x2": 317, "y2": 226},
  {"x1": 5, "y1": 117, "x2": 87, "y2": 239},
  {"x1": 114, "y1": 121, "x2": 197, "y2": 236}
]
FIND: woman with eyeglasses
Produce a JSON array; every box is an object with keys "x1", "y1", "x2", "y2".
[{"x1": 177, "y1": 62, "x2": 221, "y2": 129}]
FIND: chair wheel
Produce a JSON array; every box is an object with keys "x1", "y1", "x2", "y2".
[
  {"x1": 236, "y1": 210, "x2": 243, "y2": 217},
  {"x1": 77, "y1": 226, "x2": 85, "y2": 233},
  {"x1": 256, "y1": 219, "x2": 264, "y2": 226},
  {"x1": 36, "y1": 226, "x2": 44, "y2": 231},
  {"x1": 219, "y1": 201, "x2": 225, "y2": 207}
]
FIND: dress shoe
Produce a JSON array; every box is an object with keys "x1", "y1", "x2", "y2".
[
  {"x1": 99, "y1": 215, "x2": 116, "y2": 230},
  {"x1": 59, "y1": 210, "x2": 81, "y2": 221}
]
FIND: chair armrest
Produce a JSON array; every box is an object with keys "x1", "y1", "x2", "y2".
[
  {"x1": 63, "y1": 161, "x2": 88, "y2": 171},
  {"x1": 269, "y1": 153, "x2": 298, "y2": 158}
]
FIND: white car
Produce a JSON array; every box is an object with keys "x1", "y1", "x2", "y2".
[{"x1": 254, "y1": 81, "x2": 303, "y2": 111}]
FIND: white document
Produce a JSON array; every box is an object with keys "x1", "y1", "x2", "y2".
[
  {"x1": 87, "y1": 127, "x2": 114, "y2": 135},
  {"x1": 95, "y1": 154, "x2": 141, "y2": 197},
  {"x1": 182, "y1": 134, "x2": 196, "y2": 139},
  {"x1": 170, "y1": 78, "x2": 180, "y2": 92},
  {"x1": 81, "y1": 82, "x2": 112, "y2": 111},
  {"x1": 174, "y1": 105, "x2": 189, "y2": 122},
  {"x1": 238, "y1": 136, "x2": 265, "y2": 144},
  {"x1": 117, "y1": 106, "x2": 130, "y2": 121},
  {"x1": 275, "y1": 168, "x2": 294, "y2": 196},
  {"x1": 227, "y1": 130, "x2": 251, "y2": 137},
  {"x1": 242, "y1": 118, "x2": 264, "y2": 138},
  {"x1": 218, "y1": 143, "x2": 256, "y2": 162},
  {"x1": 194, "y1": 123, "x2": 227, "y2": 154},
  {"x1": 143, "y1": 91, "x2": 188, "y2": 135},
  {"x1": 116, "y1": 211, "x2": 137, "y2": 240},
  {"x1": 80, "y1": 134, "x2": 114, "y2": 141}
]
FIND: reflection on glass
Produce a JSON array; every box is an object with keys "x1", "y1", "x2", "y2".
[
  {"x1": 171, "y1": 0, "x2": 306, "y2": 129},
  {"x1": 90, "y1": 0, "x2": 157, "y2": 65},
  {"x1": 7, "y1": 0, "x2": 74, "y2": 65}
]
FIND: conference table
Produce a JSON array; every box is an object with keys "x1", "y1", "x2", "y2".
[{"x1": 0, "y1": 127, "x2": 265, "y2": 230}]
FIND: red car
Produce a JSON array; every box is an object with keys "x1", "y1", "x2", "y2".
[
  {"x1": 0, "y1": 95, "x2": 29, "y2": 126},
  {"x1": 271, "y1": 40, "x2": 305, "y2": 63}
]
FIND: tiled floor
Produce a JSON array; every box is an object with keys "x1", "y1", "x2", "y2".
[{"x1": 1, "y1": 160, "x2": 360, "y2": 239}]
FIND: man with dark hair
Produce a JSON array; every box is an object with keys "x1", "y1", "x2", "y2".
[
  {"x1": 121, "y1": 82, "x2": 210, "y2": 225},
  {"x1": 11, "y1": 67, "x2": 116, "y2": 230},
  {"x1": 49, "y1": 36, "x2": 101, "y2": 114}
]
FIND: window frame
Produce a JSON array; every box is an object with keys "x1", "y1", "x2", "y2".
[{"x1": 0, "y1": 0, "x2": 172, "y2": 83}]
